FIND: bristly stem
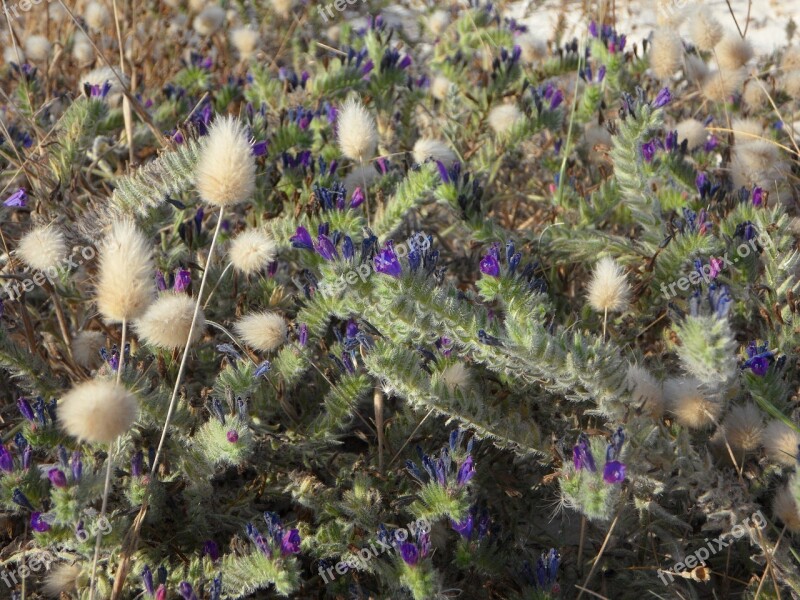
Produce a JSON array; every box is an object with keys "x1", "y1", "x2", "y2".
[
  {"x1": 150, "y1": 206, "x2": 224, "y2": 478},
  {"x1": 89, "y1": 317, "x2": 127, "y2": 600},
  {"x1": 374, "y1": 385, "x2": 384, "y2": 472}
]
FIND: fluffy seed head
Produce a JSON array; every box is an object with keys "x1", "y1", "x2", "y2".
[
  {"x1": 773, "y1": 486, "x2": 800, "y2": 533},
  {"x1": 742, "y1": 79, "x2": 768, "y2": 110},
  {"x1": 688, "y1": 8, "x2": 723, "y2": 51},
  {"x1": 762, "y1": 420, "x2": 800, "y2": 466},
  {"x1": 193, "y1": 5, "x2": 226, "y2": 35},
  {"x1": 428, "y1": 9, "x2": 450, "y2": 36},
  {"x1": 235, "y1": 311, "x2": 287, "y2": 352},
  {"x1": 517, "y1": 33, "x2": 547, "y2": 62},
  {"x1": 721, "y1": 404, "x2": 764, "y2": 451},
  {"x1": 95, "y1": 219, "x2": 156, "y2": 323},
  {"x1": 84, "y1": 1, "x2": 110, "y2": 29},
  {"x1": 4, "y1": 46, "x2": 24, "y2": 65},
  {"x1": 229, "y1": 229, "x2": 277, "y2": 275},
  {"x1": 782, "y1": 71, "x2": 800, "y2": 97},
  {"x1": 684, "y1": 54, "x2": 709, "y2": 85},
  {"x1": 714, "y1": 34, "x2": 753, "y2": 70},
  {"x1": 343, "y1": 164, "x2": 378, "y2": 193},
  {"x1": 196, "y1": 116, "x2": 256, "y2": 207},
  {"x1": 25, "y1": 35, "x2": 51, "y2": 62},
  {"x1": 488, "y1": 104, "x2": 523, "y2": 134},
  {"x1": 731, "y1": 118, "x2": 763, "y2": 146},
  {"x1": 441, "y1": 362, "x2": 472, "y2": 393},
  {"x1": 135, "y1": 293, "x2": 205, "y2": 350},
  {"x1": 271, "y1": 0, "x2": 293, "y2": 18},
  {"x1": 675, "y1": 119, "x2": 707, "y2": 150},
  {"x1": 16, "y1": 224, "x2": 67, "y2": 272},
  {"x1": 59, "y1": 379, "x2": 139, "y2": 444},
  {"x1": 72, "y1": 330, "x2": 106, "y2": 369},
  {"x1": 702, "y1": 69, "x2": 745, "y2": 102},
  {"x1": 731, "y1": 139, "x2": 787, "y2": 189},
  {"x1": 337, "y1": 98, "x2": 378, "y2": 162},
  {"x1": 43, "y1": 563, "x2": 82, "y2": 597},
  {"x1": 72, "y1": 40, "x2": 94, "y2": 64},
  {"x1": 781, "y1": 45, "x2": 800, "y2": 71},
  {"x1": 627, "y1": 364, "x2": 664, "y2": 418},
  {"x1": 587, "y1": 257, "x2": 630, "y2": 314},
  {"x1": 430, "y1": 75, "x2": 453, "y2": 100},
  {"x1": 230, "y1": 27, "x2": 260, "y2": 59},
  {"x1": 664, "y1": 377, "x2": 722, "y2": 429},
  {"x1": 412, "y1": 138, "x2": 456, "y2": 165},
  {"x1": 649, "y1": 31, "x2": 683, "y2": 79}
]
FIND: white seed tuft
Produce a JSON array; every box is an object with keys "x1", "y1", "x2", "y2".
[
  {"x1": 587, "y1": 257, "x2": 630, "y2": 314},
  {"x1": 16, "y1": 224, "x2": 67, "y2": 273},
  {"x1": 193, "y1": 4, "x2": 226, "y2": 35},
  {"x1": 230, "y1": 27, "x2": 260, "y2": 59},
  {"x1": 441, "y1": 362, "x2": 472, "y2": 393},
  {"x1": 412, "y1": 138, "x2": 456, "y2": 165},
  {"x1": 772, "y1": 486, "x2": 800, "y2": 533},
  {"x1": 674, "y1": 119, "x2": 707, "y2": 150},
  {"x1": 59, "y1": 379, "x2": 139, "y2": 444},
  {"x1": 229, "y1": 229, "x2": 277, "y2": 275},
  {"x1": 337, "y1": 97, "x2": 378, "y2": 162},
  {"x1": 626, "y1": 364, "x2": 664, "y2": 418},
  {"x1": 487, "y1": 104, "x2": 523, "y2": 134},
  {"x1": 762, "y1": 420, "x2": 800, "y2": 466},
  {"x1": 664, "y1": 377, "x2": 722, "y2": 429},
  {"x1": 72, "y1": 330, "x2": 106, "y2": 369},
  {"x1": 649, "y1": 31, "x2": 683, "y2": 80},
  {"x1": 25, "y1": 35, "x2": 51, "y2": 62},
  {"x1": 714, "y1": 34, "x2": 753, "y2": 70},
  {"x1": 688, "y1": 8, "x2": 723, "y2": 51},
  {"x1": 135, "y1": 293, "x2": 205, "y2": 350},
  {"x1": 235, "y1": 311, "x2": 287, "y2": 352},
  {"x1": 721, "y1": 403, "x2": 764, "y2": 451},
  {"x1": 84, "y1": 1, "x2": 110, "y2": 30},
  {"x1": 195, "y1": 116, "x2": 256, "y2": 207},
  {"x1": 95, "y1": 219, "x2": 156, "y2": 323}
]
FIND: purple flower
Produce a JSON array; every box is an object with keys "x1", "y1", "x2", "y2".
[
  {"x1": 572, "y1": 435, "x2": 596, "y2": 472},
  {"x1": 3, "y1": 187, "x2": 27, "y2": 208},
  {"x1": 314, "y1": 234, "x2": 339, "y2": 261},
  {"x1": 71, "y1": 451, "x2": 82, "y2": 482},
  {"x1": 280, "y1": 529, "x2": 301, "y2": 555},
  {"x1": 48, "y1": 468, "x2": 67, "y2": 488},
  {"x1": 400, "y1": 542, "x2": 419, "y2": 566},
  {"x1": 752, "y1": 186, "x2": 764, "y2": 207},
  {"x1": 451, "y1": 514, "x2": 474, "y2": 539},
  {"x1": 142, "y1": 565, "x2": 154, "y2": 596},
  {"x1": 202, "y1": 540, "x2": 220, "y2": 562},
  {"x1": 226, "y1": 430, "x2": 239, "y2": 443},
  {"x1": 173, "y1": 268, "x2": 191, "y2": 293},
  {"x1": 342, "y1": 235, "x2": 354, "y2": 260},
  {"x1": 597, "y1": 65, "x2": 606, "y2": 82},
  {"x1": 131, "y1": 451, "x2": 143, "y2": 477},
  {"x1": 708, "y1": 257, "x2": 723, "y2": 279},
  {"x1": 350, "y1": 187, "x2": 365, "y2": 209},
  {"x1": 665, "y1": 130, "x2": 678, "y2": 152},
  {"x1": 743, "y1": 341, "x2": 773, "y2": 377},
  {"x1": 31, "y1": 512, "x2": 50, "y2": 532},
  {"x1": 549, "y1": 89, "x2": 564, "y2": 110},
  {"x1": 251, "y1": 140, "x2": 268, "y2": 156},
  {"x1": 589, "y1": 20, "x2": 598, "y2": 37},
  {"x1": 456, "y1": 456, "x2": 475, "y2": 487},
  {"x1": 704, "y1": 135, "x2": 719, "y2": 152},
  {"x1": 154, "y1": 270, "x2": 167, "y2": 291},
  {"x1": 651, "y1": 87, "x2": 671, "y2": 109},
  {"x1": 373, "y1": 241, "x2": 402, "y2": 278},
  {"x1": 695, "y1": 172, "x2": 711, "y2": 198},
  {"x1": 641, "y1": 140, "x2": 656, "y2": 163},
  {"x1": 17, "y1": 397, "x2": 34, "y2": 421},
  {"x1": 22, "y1": 446, "x2": 32, "y2": 470},
  {"x1": 479, "y1": 253, "x2": 500, "y2": 277},
  {"x1": 602, "y1": 460, "x2": 626, "y2": 483},
  {"x1": 0, "y1": 444, "x2": 12, "y2": 472},
  {"x1": 290, "y1": 226, "x2": 314, "y2": 250},
  {"x1": 298, "y1": 324, "x2": 308, "y2": 346},
  {"x1": 178, "y1": 582, "x2": 198, "y2": 600}
]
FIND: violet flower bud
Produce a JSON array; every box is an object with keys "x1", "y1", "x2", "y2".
[{"x1": 48, "y1": 468, "x2": 67, "y2": 488}]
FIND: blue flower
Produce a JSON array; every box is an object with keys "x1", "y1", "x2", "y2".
[
  {"x1": 142, "y1": 565, "x2": 154, "y2": 596},
  {"x1": 651, "y1": 87, "x2": 671, "y2": 108},
  {"x1": 17, "y1": 397, "x2": 34, "y2": 421},
  {"x1": 254, "y1": 360, "x2": 271, "y2": 378},
  {"x1": 173, "y1": 268, "x2": 191, "y2": 293},
  {"x1": 400, "y1": 542, "x2": 419, "y2": 566},
  {"x1": 602, "y1": 460, "x2": 626, "y2": 483},
  {"x1": 71, "y1": 451, "x2": 82, "y2": 482},
  {"x1": 31, "y1": 512, "x2": 50, "y2": 532},
  {"x1": 202, "y1": 540, "x2": 220, "y2": 562},
  {"x1": 290, "y1": 226, "x2": 314, "y2": 250},
  {"x1": 350, "y1": 187, "x2": 365, "y2": 209},
  {"x1": 456, "y1": 456, "x2": 475, "y2": 486},
  {"x1": 451, "y1": 514, "x2": 474, "y2": 539},
  {"x1": 48, "y1": 468, "x2": 67, "y2": 488},
  {"x1": 641, "y1": 139, "x2": 656, "y2": 163},
  {"x1": 373, "y1": 241, "x2": 402, "y2": 278},
  {"x1": 479, "y1": 253, "x2": 500, "y2": 277},
  {"x1": 280, "y1": 529, "x2": 301, "y2": 555},
  {"x1": 742, "y1": 341, "x2": 773, "y2": 377},
  {"x1": 178, "y1": 582, "x2": 198, "y2": 600},
  {"x1": 3, "y1": 188, "x2": 27, "y2": 208},
  {"x1": 314, "y1": 234, "x2": 339, "y2": 261},
  {"x1": 0, "y1": 444, "x2": 12, "y2": 472},
  {"x1": 572, "y1": 434, "x2": 596, "y2": 472}
]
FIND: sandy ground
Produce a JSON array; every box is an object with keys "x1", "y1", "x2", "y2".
[{"x1": 510, "y1": 0, "x2": 799, "y2": 55}]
